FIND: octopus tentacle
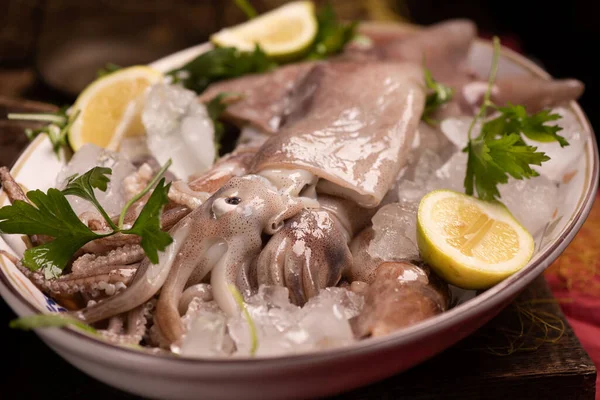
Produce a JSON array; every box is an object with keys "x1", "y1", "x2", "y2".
[
  {"x1": 0, "y1": 166, "x2": 28, "y2": 204},
  {"x1": 257, "y1": 196, "x2": 372, "y2": 305},
  {"x1": 71, "y1": 244, "x2": 145, "y2": 275},
  {"x1": 0, "y1": 168, "x2": 47, "y2": 246},
  {"x1": 168, "y1": 181, "x2": 210, "y2": 210},
  {"x1": 107, "y1": 315, "x2": 125, "y2": 333},
  {"x1": 24, "y1": 265, "x2": 136, "y2": 296},
  {"x1": 80, "y1": 233, "x2": 141, "y2": 254},
  {"x1": 178, "y1": 283, "x2": 213, "y2": 315},
  {"x1": 1, "y1": 250, "x2": 138, "y2": 297},
  {"x1": 155, "y1": 238, "x2": 226, "y2": 344},
  {"x1": 123, "y1": 163, "x2": 155, "y2": 200},
  {"x1": 74, "y1": 216, "x2": 193, "y2": 323},
  {"x1": 211, "y1": 247, "x2": 258, "y2": 316},
  {"x1": 160, "y1": 205, "x2": 192, "y2": 231},
  {"x1": 99, "y1": 300, "x2": 155, "y2": 346}
]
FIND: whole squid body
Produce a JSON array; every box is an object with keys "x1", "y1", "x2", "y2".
[
  {"x1": 73, "y1": 60, "x2": 427, "y2": 345},
  {"x1": 252, "y1": 61, "x2": 426, "y2": 305}
]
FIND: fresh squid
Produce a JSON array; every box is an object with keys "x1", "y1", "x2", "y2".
[{"x1": 71, "y1": 60, "x2": 427, "y2": 345}]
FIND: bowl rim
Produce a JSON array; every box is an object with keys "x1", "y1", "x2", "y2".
[{"x1": 1, "y1": 23, "x2": 598, "y2": 367}]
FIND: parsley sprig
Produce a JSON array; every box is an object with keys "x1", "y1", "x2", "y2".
[
  {"x1": 305, "y1": 2, "x2": 357, "y2": 60},
  {"x1": 168, "y1": 46, "x2": 277, "y2": 94},
  {"x1": 0, "y1": 161, "x2": 173, "y2": 278},
  {"x1": 8, "y1": 107, "x2": 79, "y2": 158},
  {"x1": 463, "y1": 37, "x2": 568, "y2": 201},
  {"x1": 169, "y1": 2, "x2": 356, "y2": 94},
  {"x1": 422, "y1": 68, "x2": 454, "y2": 125}
]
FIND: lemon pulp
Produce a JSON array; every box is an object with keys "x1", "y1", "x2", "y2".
[{"x1": 417, "y1": 190, "x2": 534, "y2": 289}]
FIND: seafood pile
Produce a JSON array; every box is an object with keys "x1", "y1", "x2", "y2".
[{"x1": 0, "y1": 18, "x2": 585, "y2": 358}]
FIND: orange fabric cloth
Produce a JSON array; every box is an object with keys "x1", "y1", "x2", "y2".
[{"x1": 546, "y1": 192, "x2": 600, "y2": 399}]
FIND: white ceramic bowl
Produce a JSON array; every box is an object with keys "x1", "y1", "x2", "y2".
[{"x1": 0, "y1": 23, "x2": 598, "y2": 400}]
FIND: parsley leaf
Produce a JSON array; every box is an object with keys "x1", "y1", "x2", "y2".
[
  {"x1": 122, "y1": 178, "x2": 172, "y2": 264},
  {"x1": 306, "y1": 2, "x2": 357, "y2": 60},
  {"x1": 0, "y1": 189, "x2": 104, "y2": 276},
  {"x1": 62, "y1": 167, "x2": 117, "y2": 230},
  {"x1": 168, "y1": 46, "x2": 277, "y2": 94},
  {"x1": 490, "y1": 104, "x2": 568, "y2": 147},
  {"x1": 24, "y1": 237, "x2": 99, "y2": 279},
  {"x1": 462, "y1": 37, "x2": 562, "y2": 201},
  {"x1": 422, "y1": 68, "x2": 454, "y2": 125},
  {"x1": 465, "y1": 134, "x2": 549, "y2": 201},
  {"x1": 118, "y1": 159, "x2": 172, "y2": 229},
  {"x1": 0, "y1": 161, "x2": 173, "y2": 277}
]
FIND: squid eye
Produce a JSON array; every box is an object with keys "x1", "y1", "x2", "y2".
[
  {"x1": 212, "y1": 197, "x2": 241, "y2": 218},
  {"x1": 225, "y1": 196, "x2": 241, "y2": 205}
]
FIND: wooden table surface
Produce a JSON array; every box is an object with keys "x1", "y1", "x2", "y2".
[{"x1": 0, "y1": 98, "x2": 596, "y2": 399}]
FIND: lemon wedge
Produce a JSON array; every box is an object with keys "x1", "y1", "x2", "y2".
[
  {"x1": 417, "y1": 190, "x2": 534, "y2": 289},
  {"x1": 68, "y1": 66, "x2": 163, "y2": 152},
  {"x1": 210, "y1": 1, "x2": 318, "y2": 60}
]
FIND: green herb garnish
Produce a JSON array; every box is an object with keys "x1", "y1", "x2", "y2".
[
  {"x1": 97, "y1": 63, "x2": 122, "y2": 78},
  {"x1": 169, "y1": 2, "x2": 356, "y2": 94},
  {"x1": 167, "y1": 46, "x2": 277, "y2": 94},
  {"x1": 305, "y1": 2, "x2": 357, "y2": 60},
  {"x1": 63, "y1": 167, "x2": 117, "y2": 230},
  {"x1": 8, "y1": 108, "x2": 79, "y2": 158},
  {"x1": 234, "y1": 0, "x2": 257, "y2": 19},
  {"x1": 0, "y1": 161, "x2": 173, "y2": 278},
  {"x1": 229, "y1": 284, "x2": 258, "y2": 356},
  {"x1": 463, "y1": 37, "x2": 567, "y2": 201},
  {"x1": 10, "y1": 313, "x2": 97, "y2": 334},
  {"x1": 205, "y1": 92, "x2": 240, "y2": 153},
  {"x1": 422, "y1": 67, "x2": 454, "y2": 125},
  {"x1": 120, "y1": 178, "x2": 172, "y2": 264}
]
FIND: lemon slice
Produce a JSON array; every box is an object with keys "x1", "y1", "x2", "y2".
[
  {"x1": 68, "y1": 66, "x2": 163, "y2": 152},
  {"x1": 417, "y1": 190, "x2": 534, "y2": 289},
  {"x1": 210, "y1": 1, "x2": 318, "y2": 60}
]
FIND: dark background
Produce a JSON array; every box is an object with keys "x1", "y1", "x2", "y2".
[{"x1": 0, "y1": 0, "x2": 598, "y2": 132}]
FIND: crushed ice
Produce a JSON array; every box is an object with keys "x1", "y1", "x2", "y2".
[
  {"x1": 175, "y1": 286, "x2": 364, "y2": 358},
  {"x1": 56, "y1": 143, "x2": 136, "y2": 218},
  {"x1": 390, "y1": 107, "x2": 584, "y2": 237},
  {"x1": 142, "y1": 83, "x2": 216, "y2": 180}
]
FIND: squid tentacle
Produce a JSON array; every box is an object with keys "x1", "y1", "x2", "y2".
[{"x1": 74, "y1": 216, "x2": 193, "y2": 324}]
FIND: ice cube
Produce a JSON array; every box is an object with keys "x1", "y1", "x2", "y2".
[
  {"x1": 227, "y1": 285, "x2": 362, "y2": 357},
  {"x1": 369, "y1": 203, "x2": 419, "y2": 262},
  {"x1": 297, "y1": 304, "x2": 355, "y2": 349},
  {"x1": 430, "y1": 151, "x2": 468, "y2": 192},
  {"x1": 118, "y1": 136, "x2": 151, "y2": 164},
  {"x1": 55, "y1": 143, "x2": 136, "y2": 217},
  {"x1": 301, "y1": 287, "x2": 364, "y2": 320},
  {"x1": 175, "y1": 311, "x2": 233, "y2": 358},
  {"x1": 498, "y1": 175, "x2": 558, "y2": 235},
  {"x1": 142, "y1": 83, "x2": 216, "y2": 180},
  {"x1": 526, "y1": 107, "x2": 587, "y2": 182},
  {"x1": 413, "y1": 149, "x2": 444, "y2": 186},
  {"x1": 295, "y1": 287, "x2": 361, "y2": 350},
  {"x1": 440, "y1": 116, "x2": 480, "y2": 149}
]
